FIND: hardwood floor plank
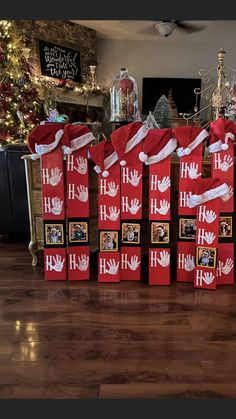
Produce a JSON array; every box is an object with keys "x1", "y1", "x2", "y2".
[{"x1": 99, "y1": 383, "x2": 236, "y2": 399}]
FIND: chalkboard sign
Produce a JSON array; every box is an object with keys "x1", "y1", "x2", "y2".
[{"x1": 38, "y1": 40, "x2": 82, "y2": 82}]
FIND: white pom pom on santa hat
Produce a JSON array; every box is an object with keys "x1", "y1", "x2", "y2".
[
  {"x1": 120, "y1": 160, "x2": 127, "y2": 166},
  {"x1": 63, "y1": 146, "x2": 73, "y2": 155},
  {"x1": 102, "y1": 170, "x2": 109, "y2": 178},
  {"x1": 139, "y1": 151, "x2": 148, "y2": 162},
  {"x1": 184, "y1": 147, "x2": 191, "y2": 155},
  {"x1": 221, "y1": 142, "x2": 229, "y2": 150}
]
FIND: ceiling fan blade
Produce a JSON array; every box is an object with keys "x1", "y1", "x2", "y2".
[
  {"x1": 138, "y1": 24, "x2": 159, "y2": 36},
  {"x1": 174, "y1": 21, "x2": 206, "y2": 33}
]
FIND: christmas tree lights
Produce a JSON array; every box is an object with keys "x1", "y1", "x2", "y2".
[{"x1": 0, "y1": 20, "x2": 44, "y2": 145}]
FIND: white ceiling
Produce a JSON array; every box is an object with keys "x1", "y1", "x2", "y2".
[{"x1": 72, "y1": 20, "x2": 236, "y2": 42}]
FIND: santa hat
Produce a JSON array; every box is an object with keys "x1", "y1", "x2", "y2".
[
  {"x1": 62, "y1": 124, "x2": 95, "y2": 154},
  {"x1": 111, "y1": 122, "x2": 148, "y2": 166},
  {"x1": 89, "y1": 139, "x2": 118, "y2": 178},
  {"x1": 27, "y1": 123, "x2": 65, "y2": 160},
  {"x1": 139, "y1": 128, "x2": 177, "y2": 164},
  {"x1": 208, "y1": 118, "x2": 235, "y2": 153},
  {"x1": 187, "y1": 178, "x2": 229, "y2": 208},
  {"x1": 173, "y1": 126, "x2": 209, "y2": 157}
]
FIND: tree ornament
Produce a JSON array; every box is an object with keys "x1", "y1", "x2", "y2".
[{"x1": 119, "y1": 78, "x2": 133, "y2": 94}]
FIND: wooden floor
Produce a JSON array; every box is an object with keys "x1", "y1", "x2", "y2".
[{"x1": 1, "y1": 241, "x2": 236, "y2": 399}]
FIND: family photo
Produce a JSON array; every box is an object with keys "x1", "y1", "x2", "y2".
[
  {"x1": 151, "y1": 222, "x2": 169, "y2": 244},
  {"x1": 69, "y1": 222, "x2": 88, "y2": 243},
  {"x1": 196, "y1": 247, "x2": 217, "y2": 269},
  {"x1": 45, "y1": 224, "x2": 64, "y2": 245},
  {"x1": 121, "y1": 223, "x2": 140, "y2": 244},
  {"x1": 219, "y1": 217, "x2": 232, "y2": 237},
  {"x1": 179, "y1": 218, "x2": 196, "y2": 239},
  {"x1": 100, "y1": 231, "x2": 119, "y2": 252}
]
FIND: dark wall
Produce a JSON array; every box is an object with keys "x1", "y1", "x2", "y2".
[{"x1": 0, "y1": 145, "x2": 30, "y2": 241}]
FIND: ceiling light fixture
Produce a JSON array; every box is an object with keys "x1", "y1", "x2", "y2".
[{"x1": 154, "y1": 22, "x2": 177, "y2": 38}]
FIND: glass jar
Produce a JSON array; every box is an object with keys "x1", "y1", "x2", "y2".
[{"x1": 110, "y1": 67, "x2": 140, "y2": 122}]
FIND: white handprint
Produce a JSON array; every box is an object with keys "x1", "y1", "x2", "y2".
[
  {"x1": 157, "y1": 250, "x2": 170, "y2": 267},
  {"x1": 78, "y1": 254, "x2": 89, "y2": 271},
  {"x1": 127, "y1": 255, "x2": 140, "y2": 271},
  {"x1": 106, "y1": 259, "x2": 120, "y2": 275},
  {"x1": 74, "y1": 185, "x2": 88, "y2": 202},
  {"x1": 157, "y1": 176, "x2": 171, "y2": 193},
  {"x1": 188, "y1": 162, "x2": 201, "y2": 179},
  {"x1": 203, "y1": 272, "x2": 215, "y2": 285},
  {"x1": 74, "y1": 156, "x2": 87, "y2": 175},
  {"x1": 107, "y1": 206, "x2": 120, "y2": 221},
  {"x1": 204, "y1": 231, "x2": 216, "y2": 245},
  {"x1": 129, "y1": 170, "x2": 142, "y2": 187},
  {"x1": 220, "y1": 155, "x2": 234, "y2": 172},
  {"x1": 48, "y1": 255, "x2": 65, "y2": 272},
  {"x1": 49, "y1": 168, "x2": 63, "y2": 186},
  {"x1": 204, "y1": 210, "x2": 217, "y2": 224},
  {"x1": 51, "y1": 197, "x2": 63, "y2": 215},
  {"x1": 222, "y1": 186, "x2": 233, "y2": 202},
  {"x1": 184, "y1": 254, "x2": 195, "y2": 272},
  {"x1": 104, "y1": 182, "x2": 119, "y2": 197},
  {"x1": 221, "y1": 258, "x2": 234, "y2": 275},
  {"x1": 128, "y1": 198, "x2": 142, "y2": 215},
  {"x1": 156, "y1": 199, "x2": 170, "y2": 215}
]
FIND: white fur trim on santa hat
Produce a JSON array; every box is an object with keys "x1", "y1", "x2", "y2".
[
  {"x1": 64, "y1": 131, "x2": 95, "y2": 154},
  {"x1": 63, "y1": 146, "x2": 72, "y2": 155},
  {"x1": 187, "y1": 182, "x2": 229, "y2": 208},
  {"x1": 125, "y1": 125, "x2": 148, "y2": 154},
  {"x1": 208, "y1": 132, "x2": 235, "y2": 153},
  {"x1": 94, "y1": 165, "x2": 102, "y2": 174},
  {"x1": 176, "y1": 129, "x2": 209, "y2": 157},
  {"x1": 118, "y1": 125, "x2": 148, "y2": 166},
  {"x1": 144, "y1": 138, "x2": 177, "y2": 165},
  {"x1": 34, "y1": 129, "x2": 64, "y2": 156},
  {"x1": 93, "y1": 150, "x2": 119, "y2": 175}
]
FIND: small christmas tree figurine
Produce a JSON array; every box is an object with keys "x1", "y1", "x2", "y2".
[
  {"x1": 0, "y1": 20, "x2": 44, "y2": 145},
  {"x1": 143, "y1": 111, "x2": 160, "y2": 130},
  {"x1": 153, "y1": 95, "x2": 172, "y2": 129}
]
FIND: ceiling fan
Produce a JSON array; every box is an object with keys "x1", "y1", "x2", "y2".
[{"x1": 141, "y1": 20, "x2": 206, "y2": 38}]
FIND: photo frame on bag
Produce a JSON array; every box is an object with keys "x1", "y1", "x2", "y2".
[
  {"x1": 68, "y1": 221, "x2": 88, "y2": 243},
  {"x1": 179, "y1": 217, "x2": 197, "y2": 240},
  {"x1": 219, "y1": 216, "x2": 233, "y2": 238},
  {"x1": 100, "y1": 231, "x2": 119, "y2": 252},
  {"x1": 45, "y1": 223, "x2": 64, "y2": 245},
  {"x1": 121, "y1": 222, "x2": 140, "y2": 244},
  {"x1": 151, "y1": 222, "x2": 170, "y2": 244},
  {"x1": 196, "y1": 246, "x2": 217, "y2": 269}
]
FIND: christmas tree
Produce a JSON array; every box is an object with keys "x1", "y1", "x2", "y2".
[
  {"x1": 153, "y1": 95, "x2": 172, "y2": 128},
  {"x1": 0, "y1": 20, "x2": 44, "y2": 144}
]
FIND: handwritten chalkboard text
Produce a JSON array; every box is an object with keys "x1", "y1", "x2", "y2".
[{"x1": 39, "y1": 40, "x2": 81, "y2": 83}]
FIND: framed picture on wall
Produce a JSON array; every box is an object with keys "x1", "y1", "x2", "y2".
[{"x1": 38, "y1": 39, "x2": 82, "y2": 82}]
